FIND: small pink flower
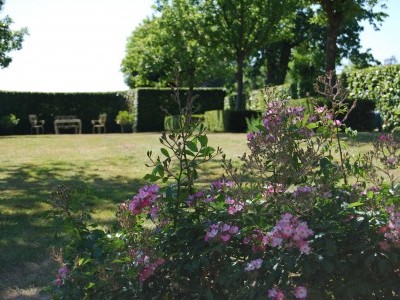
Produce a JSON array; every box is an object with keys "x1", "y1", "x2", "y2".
[
  {"x1": 334, "y1": 120, "x2": 342, "y2": 127},
  {"x1": 219, "y1": 233, "x2": 231, "y2": 242},
  {"x1": 244, "y1": 258, "x2": 263, "y2": 271},
  {"x1": 268, "y1": 288, "x2": 285, "y2": 300},
  {"x1": 229, "y1": 225, "x2": 239, "y2": 234},
  {"x1": 225, "y1": 197, "x2": 235, "y2": 205},
  {"x1": 298, "y1": 241, "x2": 312, "y2": 254},
  {"x1": 294, "y1": 286, "x2": 307, "y2": 299}
]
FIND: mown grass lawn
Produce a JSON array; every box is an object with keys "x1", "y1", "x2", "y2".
[
  {"x1": 0, "y1": 131, "x2": 381, "y2": 298},
  {"x1": 0, "y1": 133, "x2": 249, "y2": 298}
]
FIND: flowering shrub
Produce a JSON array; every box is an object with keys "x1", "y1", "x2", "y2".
[{"x1": 48, "y1": 77, "x2": 400, "y2": 299}]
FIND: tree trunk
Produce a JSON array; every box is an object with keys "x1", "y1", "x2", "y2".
[
  {"x1": 324, "y1": 1, "x2": 341, "y2": 73},
  {"x1": 235, "y1": 55, "x2": 245, "y2": 111},
  {"x1": 266, "y1": 42, "x2": 292, "y2": 85}
]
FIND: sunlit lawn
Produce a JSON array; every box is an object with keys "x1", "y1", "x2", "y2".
[
  {"x1": 0, "y1": 131, "x2": 382, "y2": 298},
  {"x1": 0, "y1": 132, "x2": 249, "y2": 298}
]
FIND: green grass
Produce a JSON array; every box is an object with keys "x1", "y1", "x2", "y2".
[
  {"x1": 0, "y1": 131, "x2": 384, "y2": 298},
  {"x1": 0, "y1": 133, "x2": 249, "y2": 298}
]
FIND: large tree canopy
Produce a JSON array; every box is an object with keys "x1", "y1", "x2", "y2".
[
  {"x1": 0, "y1": 0, "x2": 27, "y2": 68},
  {"x1": 201, "y1": 0, "x2": 294, "y2": 110},
  {"x1": 121, "y1": 0, "x2": 231, "y2": 91},
  {"x1": 312, "y1": 0, "x2": 387, "y2": 73}
]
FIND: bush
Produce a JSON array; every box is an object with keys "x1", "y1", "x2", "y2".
[
  {"x1": 131, "y1": 88, "x2": 225, "y2": 132},
  {"x1": 343, "y1": 64, "x2": 400, "y2": 131},
  {"x1": 164, "y1": 114, "x2": 204, "y2": 131},
  {"x1": 204, "y1": 110, "x2": 261, "y2": 132},
  {"x1": 0, "y1": 113, "x2": 19, "y2": 135},
  {"x1": 48, "y1": 77, "x2": 400, "y2": 299}
]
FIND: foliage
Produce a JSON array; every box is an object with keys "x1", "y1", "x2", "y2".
[
  {"x1": 48, "y1": 75, "x2": 400, "y2": 299},
  {"x1": 201, "y1": 0, "x2": 295, "y2": 110},
  {"x1": 0, "y1": 113, "x2": 19, "y2": 128},
  {"x1": 309, "y1": 0, "x2": 387, "y2": 72},
  {"x1": 115, "y1": 110, "x2": 134, "y2": 126},
  {"x1": 121, "y1": 0, "x2": 231, "y2": 89},
  {"x1": 0, "y1": 0, "x2": 28, "y2": 68},
  {"x1": 344, "y1": 64, "x2": 400, "y2": 131},
  {"x1": 204, "y1": 110, "x2": 260, "y2": 133},
  {"x1": 133, "y1": 87, "x2": 225, "y2": 132}
]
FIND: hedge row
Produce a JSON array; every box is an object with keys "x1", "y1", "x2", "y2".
[
  {"x1": 0, "y1": 91, "x2": 128, "y2": 134},
  {"x1": 131, "y1": 88, "x2": 225, "y2": 132},
  {"x1": 0, "y1": 88, "x2": 225, "y2": 134},
  {"x1": 343, "y1": 64, "x2": 400, "y2": 131},
  {"x1": 204, "y1": 110, "x2": 261, "y2": 132}
]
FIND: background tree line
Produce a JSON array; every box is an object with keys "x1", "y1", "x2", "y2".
[{"x1": 121, "y1": 0, "x2": 388, "y2": 110}]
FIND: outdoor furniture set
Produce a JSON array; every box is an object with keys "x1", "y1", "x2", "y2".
[{"x1": 28, "y1": 114, "x2": 107, "y2": 134}]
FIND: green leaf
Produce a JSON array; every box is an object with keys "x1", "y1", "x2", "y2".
[
  {"x1": 160, "y1": 148, "x2": 170, "y2": 157},
  {"x1": 186, "y1": 141, "x2": 198, "y2": 152},
  {"x1": 347, "y1": 201, "x2": 364, "y2": 208},
  {"x1": 198, "y1": 135, "x2": 208, "y2": 147}
]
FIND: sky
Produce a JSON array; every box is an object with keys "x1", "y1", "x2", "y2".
[{"x1": 0, "y1": 0, "x2": 399, "y2": 93}]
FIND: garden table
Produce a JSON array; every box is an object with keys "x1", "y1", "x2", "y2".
[{"x1": 54, "y1": 116, "x2": 82, "y2": 134}]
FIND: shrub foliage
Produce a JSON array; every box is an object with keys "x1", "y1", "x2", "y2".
[{"x1": 47, "y1": 74, "x2": 400, "y2": 299}]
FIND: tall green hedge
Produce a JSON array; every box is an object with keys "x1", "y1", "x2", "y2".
[
  {"x1": 204, "y1": 110, "x2": 260, "y2": 132},
  {"x1": 0, "y1": 91, "x2": 128, "y2": 134},
  {"x1": 132, "y1": 88, "x2": 225, "y2": 132},
  {"x1": 343, "y1": 64, "x2": 400, "y2": 131}
]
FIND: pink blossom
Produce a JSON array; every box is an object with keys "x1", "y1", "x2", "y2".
[
  {"x1": 219, "y1": 233, "x2": 231, "y2": 242},
  {"x1": 294, "y1": 286, "x2": 307, "y2": 299},
  {"x1": 268, "y1": 288, "x2": 285, "y2": 300},
  {"x1": 244, "y1": 258, "x2": 263, "y2": 271},
  {"x1": 334, "y1": 120, "x2": 342, "y2": 127},
  {"x1": 281, "y1": 224, "x2": 294, "y2": 238},
  {"x1": 229, "y1": 225, "x2": 239, "y2": 234},
  {"x1": 225, "y1": 197, "x2": 235, "y2": 205}
]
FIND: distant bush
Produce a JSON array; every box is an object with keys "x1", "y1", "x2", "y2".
[
  {"x1": 131, "y1": 88, "x2": 225, "y2": 132},
  {"x1": 204, "y1": 110, "x2": 260, "y2": 132},
  {"x1": 343, "y1": 64, "x2": 400, "y2": 131}
]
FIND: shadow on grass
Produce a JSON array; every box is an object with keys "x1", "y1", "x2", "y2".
[{"x1": 0, "y1": 161, "x2": 146, "y2": 295}]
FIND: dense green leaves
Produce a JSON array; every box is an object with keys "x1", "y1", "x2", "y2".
[{"x1": 0, "y1": 1, "x2": 28, "y2": 68}]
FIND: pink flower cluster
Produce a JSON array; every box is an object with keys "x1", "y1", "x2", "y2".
[
  {"x1": 205, "y1": 223, "x2": 239, "y2": 242},
  {"x1": 379, "y1": 206, "x2": 400, "y2": 250},
  {"x1": 129, "y1": 184, "x2": 159, "y2": 215},
  {"x1": 211, "y1": 178, "x2": 235, "y2": 192},
  {"x1": 268, "y1": 286, "x2": 307, "y2": 300},
  {"x1": 292, "y1": 186, "x2": 313, "y2": 197},
  {"x1": 226, "y1": 197, "x2": 245, "y2": 215},
  {"x1": 263, "y1": 213, "x2": 314, "y2": 254},
  {"x1": 244, "y1": 258, "x2": 263, "y2": 271},
  {"x1": 53, "y1": 265, "x2": 68, "y2": 286},
  {"x1": 139, "y1": 258, "x2": 165, "y2": 282},
  {"x1": 129, "y1": 249, "x2": 165, "y2": 282}
]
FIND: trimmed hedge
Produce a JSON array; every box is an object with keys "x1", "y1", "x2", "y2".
[
  {"x1": 343, "y1": 64, "x2": 400, "y2": 131},
  {"x1": 204, "y1": 110, "x2": 261, "y2": 133},
  {"x1": 248, "y1": 82, "x2": 315, "y2": 111},
  {"x1": 0, "y1": 91, "x2": 128, "y2": 134},
  {"x1": 341, "y1": 99, "x2": 376, "y2": 131},
  {"x1": 164, "y1": 114, "x2": 205, "y2": 131},
  {"x1": 132, "y1": 88, "x2": 225, "y2": 132}
]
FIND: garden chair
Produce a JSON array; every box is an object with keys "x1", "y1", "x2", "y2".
[
  {"x1": 91, "y1": 113, "x2": 107, "y2": 133},
  {"x1": 28, "y1": 114, "x2": 45, "y2": 134}
]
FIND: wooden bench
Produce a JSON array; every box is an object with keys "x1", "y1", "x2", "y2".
[{"x1": 54, "y1": 115, "x2": 82, "y2": 134}]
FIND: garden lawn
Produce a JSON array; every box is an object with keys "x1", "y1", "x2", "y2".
[
  {"x1": 0, "y1": 133, "x2": 248, "y2": 299},
  {"x1": 0, "y1": 132, "x2": 381, "y2": 298}
]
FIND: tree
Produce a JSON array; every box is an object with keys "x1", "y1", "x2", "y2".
[
  {"x1": 121, "y1": 0, "x2": 232, "y2": 94},
  {"x1": 312, "y1": 0, "x2": 387, "y2": 73},
  {"x1": 0, "y1": 0, "x2": 27, "y2": 68},
  {"x1": 202, "y1": 0, "x2": 294, "y2": 110}
]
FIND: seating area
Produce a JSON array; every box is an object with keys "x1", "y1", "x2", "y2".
[
  {"x1": 91, "y1": 113, "x2": 107, "y2": 133},
  {"x1": 53, "y1": 115, "x2": 82, "y2": 134},
  {"x1": 28, "y1": 114, "x2": 45, "y2": 134}
]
